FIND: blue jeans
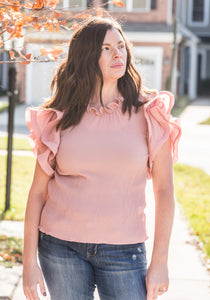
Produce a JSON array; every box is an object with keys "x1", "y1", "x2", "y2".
[{"x1": 38, "y1": 231, "x2": 147, "y2": 300}]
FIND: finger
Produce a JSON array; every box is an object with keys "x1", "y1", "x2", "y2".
[
  {"x1": 146, "y1": 286, "x2": 155, "y2": 300},
  {"x1": 28, "y1": 285, "x2": 40, "y2": 300},
  {"x1": 23, "y1": 288, "x2": 29, "y2": 299},
  {"x1": 152, "y1": 287, "x2": 159, "y2": 299},
  {"x1": 38, "y1": 276, "x2": 47, "y2": 297},
  {"x1": 158, "y1": 286, "x2": 168, "y2": 296},
  {"x1": 23, "y1": 288, "x2": 32, "y2": 300}
]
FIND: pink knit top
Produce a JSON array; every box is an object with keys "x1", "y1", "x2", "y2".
[{"x1": 26, "y1": 91, "x2": 181, "y2": 244}]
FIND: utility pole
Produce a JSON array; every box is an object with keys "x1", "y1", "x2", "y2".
[
  {"x1": 169, "y1": 17, "x2": 177, "y2": 93},
  {"x1": 5, "y1": 66, "x2": 16, "y2": 212}
]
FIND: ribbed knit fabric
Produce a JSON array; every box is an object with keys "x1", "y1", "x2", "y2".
[{"x1": 25, "y1": 91, "x2": 181, "y2": 244}]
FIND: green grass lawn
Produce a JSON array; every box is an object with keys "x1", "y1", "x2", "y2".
[
  {"x1": 200, "y1": 117, "x2": 210, "y2": 125},
  {"x1": 0, "y1": 137, "x2": 32, "y2": 151},
  {"x1": 174, "y1": 163, "x2": 210, "y2": 259},
  {"x1": 171, "y1": 95, "x2": 189, "y2": 117},
  {"x1": 0, "y1": 155, "x2": 35, "y2": 220},
  {"x1": 0, "y1": 157, "x2": 209, "y2": 263},
  {"x1": 0, "y1": 101, "x2": 9, "y2": 113}
]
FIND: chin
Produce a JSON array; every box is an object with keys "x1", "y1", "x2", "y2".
[{"x1": 112, "y1": 71, "x2": 126, "y2": 80}]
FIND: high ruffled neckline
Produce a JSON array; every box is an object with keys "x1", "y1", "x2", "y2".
[{"x1": 86, "y1": 96, "x2": 124, "y2": 116}]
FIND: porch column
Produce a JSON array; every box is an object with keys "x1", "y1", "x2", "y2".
[{"x1": 189, "y1": 40, "x2": 198, "y2": 100}]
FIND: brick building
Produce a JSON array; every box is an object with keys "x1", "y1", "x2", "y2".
[
  {"x1": 5, "y1": 0, "x2": 204, "y2": 104},
  {"x1": 17, "y1": 0, "x2": 180, "y2": 105}
]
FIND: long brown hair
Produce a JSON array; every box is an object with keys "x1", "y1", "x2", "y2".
[{"x1": 42, "y1": 16, "x2": 150, "y2": 130}]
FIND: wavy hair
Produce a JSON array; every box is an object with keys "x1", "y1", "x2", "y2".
[{"x1": 42, "y1": 16, "x2": 151, "y2": 130}]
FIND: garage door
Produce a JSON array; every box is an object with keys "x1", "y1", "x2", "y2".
[
  {"x1": 25, "y1": 43, "x2": 67, "y2": 105},
  {"x1": 132, "y1": 47, "x2": 163, "y2": 91}
]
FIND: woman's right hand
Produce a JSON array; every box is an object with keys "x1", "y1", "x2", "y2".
[
  {"x1": 23, "y1": 160, "x2": 50, "y2": 299},
  {"x1": 23, "y1": 261, "x2": 47, "y2": 300}
]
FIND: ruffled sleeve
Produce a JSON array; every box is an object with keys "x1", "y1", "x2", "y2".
[
  {"x1": 25, "y1": 107, "x2": 64, "y2": 177},
  {"x1": 143, "y1": 91, "x2": 181, "y2": 179}
]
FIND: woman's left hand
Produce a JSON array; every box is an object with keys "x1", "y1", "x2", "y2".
[{"x1": 145, "y1": 260, "x2": 169, "y2": 300}]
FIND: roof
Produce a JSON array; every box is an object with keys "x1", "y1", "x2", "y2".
[{"x1": 121, "y1": 22, "x2": 174, "y2": 33}]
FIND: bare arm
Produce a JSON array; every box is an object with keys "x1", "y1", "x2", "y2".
[
  {"x1": 146, "y1": 138, "x2": 175, "y2": 300},
  {"x1": 23, "y1": 160, "x2": 50, "y2": 300}
]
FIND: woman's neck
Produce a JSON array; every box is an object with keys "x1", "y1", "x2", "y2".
[{"x1": 91, "y1": 81, "x2": 120, "y2": 107}]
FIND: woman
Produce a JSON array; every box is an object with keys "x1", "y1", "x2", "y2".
[{"x1": 23, "y1": 16, "x2": 181, "y2": 300}]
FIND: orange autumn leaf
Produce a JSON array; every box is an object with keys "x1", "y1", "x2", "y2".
[
  {"x1": 45, "y1": 20, "x2": 54, "y2": 31},
  {"x1": 9, "y1": 50, "x2": 16, "y2": 60},
  {"x1": 21, "y1": 60, "x2": 31, "y2": 65},
  {"x1": 74, "y1": 13, "x2": 91, "y2": 19},
  {"x1": 48, "y1": 23, "x2": 54, "y2": 31},
  {"x1": 23, "y1": 15, "x2": 35, "y2": 22},
  {"x1": 22, "y1": 2, "x2": 33, "y2": 9},
  {"x1": 53, "y1": 19, "x2": 59, "y2": 31},
  {"x1": 32, "y1": 22, "x2": 43, "y2": 30},
  {"x1": 33, "y1": 0, "x2": 44, "y2": 9},
  {"x1": 0, "y1": 13, "x2": 3, "y2": 23},
  {"x1": 96, "y1": 7, "x2": 103, "y2": 17},
  {"x1": 55, "y1": 12, "x2": 62, "y2": 18},
  {"x1": 83, "y1": 14, "x2": 91, "y2": 18},
  {"x1": 113, "y1": 0, "x2": 124, "y2": 7},
  {"x1": 44, "y1": 0, "x2": 59, "y2": 8},
  {"x1": 4, "y1": 20, "x2": 10, "y2": 27},
  {"x1": 3, "y1": 253, "x2": 11, "y2": 261},
  {"x1": 15, "y1": 32, "x2": 23, "y2": 38},
  {"x1": 40, "y1": 48, "x2": 48, "y2": 56},
  {"x1": 50, "y1": 46, "x2": 63, "y2": 56},
  {"x1": 55, "y1": 23, "x2": 59, "y2": 31},
  {"x1": 11, "y1": 1, "x2": 20, "y2": 12},
  {"x1": 40, "y1": 46, "x2": 63, "y2": 57},
  {"x1": 61, "y1": 19, "x2": 66, "y2": 25},
  {"x1": 25, "y1": 53, "x2": 32, "y2": 59},
  {"x1": 16, "y1": 50, "x2": 32, "y2": 61},
  {"x1": 48, "y1": 53, "x2": 58, "y2": 61},
  {"x1": 71, "y1": 23, "x2": 79, "y2": 30}
]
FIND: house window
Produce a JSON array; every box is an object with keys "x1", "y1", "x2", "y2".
[
  {"x1": 102, "y1": 0, "x2": 109, "y2": 9},
  {"x1": 151, "y1": 0, "x2": 157, "y2": 10},
  {"x1": 62, "y1": 0, "x2": 93, "y2": 9},
  {"x1": 188, "y1": 0, "x2": 209, "y2": 26},
  {"x1": 110, "y1": 0, "x2": 151, "y2": 12},
  {"x1": 192, "y1": 0, "x2": 204, "y2": 22},
  {"x1": 87, "y1": 0, "x2": 94, "y2": 8},
  {"x1": 133, "y1": 0, "x2": 147, "y2": 9}
]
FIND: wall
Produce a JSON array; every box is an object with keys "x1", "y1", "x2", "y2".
[
  {"x1": 132, "y1": 41, "x2": 172, "y2": 90},
  {"x1": 100, "y1": 0, "x2": 169, "y2": 23}
]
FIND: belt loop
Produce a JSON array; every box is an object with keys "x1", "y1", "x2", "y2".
[{"x1": 87, "y1": 243, "x2": 98, "y2": 256}]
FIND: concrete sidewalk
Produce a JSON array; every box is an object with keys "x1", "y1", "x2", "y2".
[{"x1": 0, "y1": 98, "x2": 210, "y2": 299}]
